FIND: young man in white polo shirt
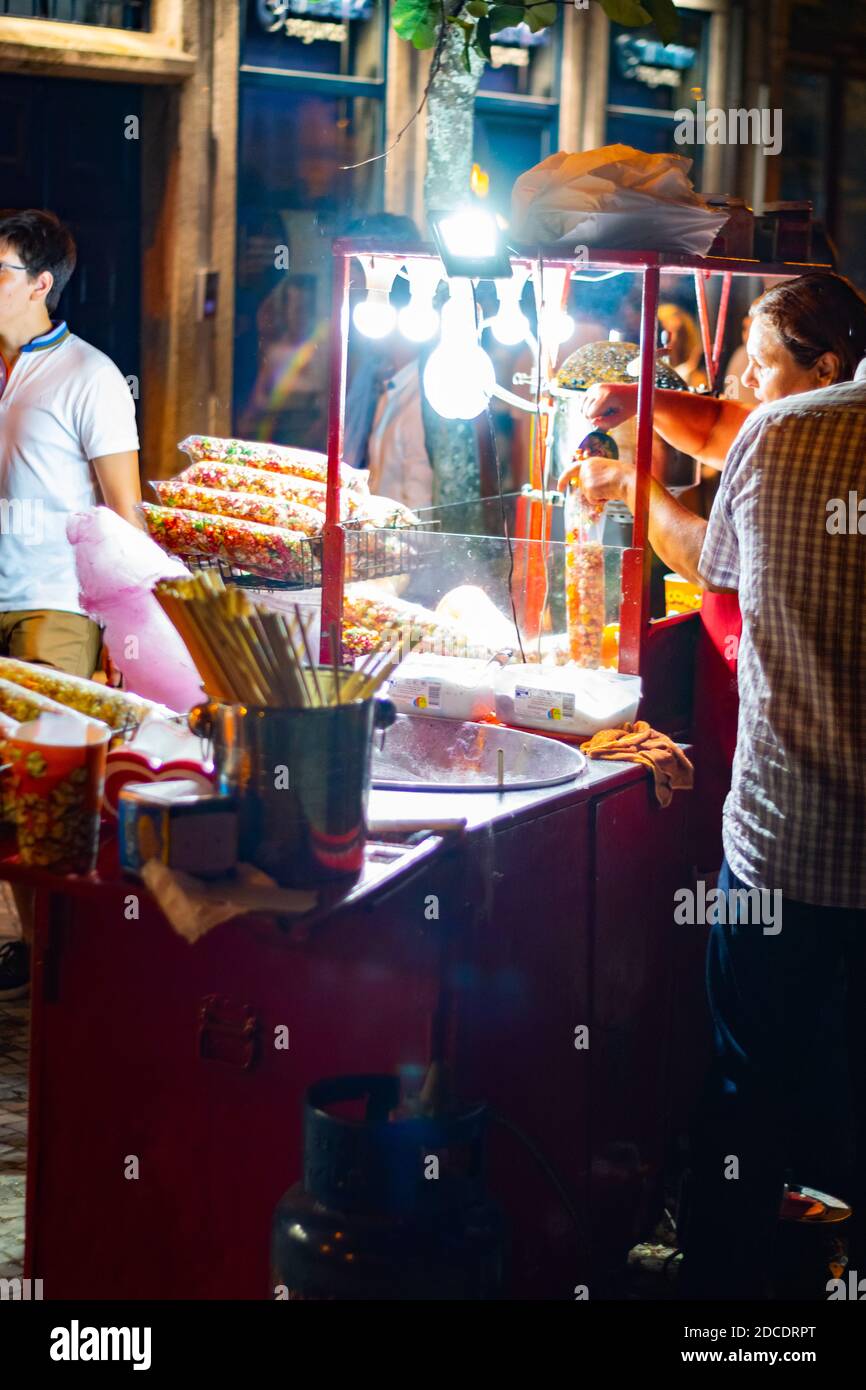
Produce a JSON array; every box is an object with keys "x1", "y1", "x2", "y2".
[{"x1": 0, "y1": 208, "x2": 142, "y2": 996}]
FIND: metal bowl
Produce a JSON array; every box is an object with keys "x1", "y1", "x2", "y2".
[{"x1": 371, "y1": 714, "x2": 586, "y2": 793}]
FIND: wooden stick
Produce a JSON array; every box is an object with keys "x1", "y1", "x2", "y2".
[
  {"x1": 294, "y1": 606, "x2": 324, "y2": 707},
  {"x1": 275, "y1": 612, "x2": 312, "y2": 707},
  {"x1": 251, "y1": 609, "x2": 293, "y2": 705},
  {"x1": 329, "y1": 621, "x2": 342, "y2": 705},
  {"x1": 356, "y1": 651, "x2": 405, "y2": 699},
  {"x1": 156, "y1": 589, "x2": 237, "y2": 703},
  {"x1": 261, "y1": 609, "x2": 308, "y2": 707}
]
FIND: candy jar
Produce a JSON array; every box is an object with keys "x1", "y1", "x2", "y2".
[{"x1": 564, "y1": 431, "x2": 618, "y2": 669}]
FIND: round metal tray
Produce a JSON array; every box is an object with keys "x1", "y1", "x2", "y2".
[{"x1": 371, "y1": 714, "x2": 586, "y2": 793}]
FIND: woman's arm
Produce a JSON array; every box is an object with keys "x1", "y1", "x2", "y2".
[
  {"x1": 558, "y1": 456, "x2": 709, "y2": 586},
  {"x1": 581, "y1": 382, "x2": 753, "y2": 469}
]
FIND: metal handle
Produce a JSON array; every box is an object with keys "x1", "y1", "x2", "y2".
[{"x1": 197, "y1": 995, "x2": 260, "y2": 1070}]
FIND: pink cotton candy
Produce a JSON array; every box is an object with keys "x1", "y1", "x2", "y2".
[{"x1": 67, "y1": 508, "x2": 205, "y2": 713}]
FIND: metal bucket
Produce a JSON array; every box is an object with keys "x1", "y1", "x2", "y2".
[{"x1": 190, "y1": 673, "x2": 395, "y2": 888}]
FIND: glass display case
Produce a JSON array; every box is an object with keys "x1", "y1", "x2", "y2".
[{"x1": 345, "y1": 494, "x2": 624, "y2": 662}]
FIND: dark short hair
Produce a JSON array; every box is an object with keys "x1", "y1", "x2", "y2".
[
  {"x1": 0, "y1": 209, "x2": 76, "y2": 312},
  {"x1": 343, "y1": 212, "x2": 422, "y2": 246},
  {"x1": 754, "y1": 271, "x2": 866, "y2": 383},
  {"x1": 343, "y1": 213, "x2": 423, "y2": 309}
]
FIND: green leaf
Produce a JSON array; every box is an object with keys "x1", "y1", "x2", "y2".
[
  {"x1": 488, "y1": 4, "x2": 524, "y2": 32},
  {"x1": 642, "y1": 0, "x2": 679, "y2": 44},
  {"x1": 525, "y1": 2, "x2": 557, "y2": 33},
  {"x1": 391, "y1": 0, "x2": 439, "y2": 49},
  {"x1": 475, "y1": 14, "x2": 492, "y2": 59},
  {"x1": 411, "y1": 16, "x2": 439, "y2": 47},
  {"x1": 597, "y1": 0, "x2": 652, "y2": 28}
]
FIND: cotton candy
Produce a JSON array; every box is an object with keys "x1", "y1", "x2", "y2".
[{"x1": 67, "y1": 507, "x2": 204, "y2": 713}]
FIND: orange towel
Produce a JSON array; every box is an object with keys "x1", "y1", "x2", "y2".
[{"x1": 581, "y1": 720, "x2": 694, "y2": 808}]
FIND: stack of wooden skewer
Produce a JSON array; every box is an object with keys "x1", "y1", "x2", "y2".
[{"x1": 154, "y1": 571, "x2": 416, "y2": 708}]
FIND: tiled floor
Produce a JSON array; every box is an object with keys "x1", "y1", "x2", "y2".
[{"x1": 0, "y1": 882, "x2": 26, "y2": 1279}]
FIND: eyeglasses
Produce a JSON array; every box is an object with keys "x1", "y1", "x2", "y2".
[{"x1": 0, "y1": 262, "x2": 27, "y2": 273}]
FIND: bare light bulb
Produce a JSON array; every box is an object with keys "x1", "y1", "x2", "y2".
[
  {"x1": 491, "y1": 267, "x2": 531, "y2": 347},
  {"x1": 540, "y1": 307, "x2": 575, "y2": 348},
  {"x1": 491, "y1": 304, "x2": 530, "y2": 347},
  {"x1": 398, "y1": 300, "x2": 440, "y2": 344},
  {"x1": 353, "y1": 289, "x2": 397, "y2": 340},
  {"x1": 423, "y1": 342, "x2": 495, "y2": 420}
]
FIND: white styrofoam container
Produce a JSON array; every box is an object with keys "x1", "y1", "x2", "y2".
[
  {"x1": 384, "y1": 653, "x2": 497, "y2": 723},
  {"x1": 494, "y1": 665, "x2": 641, "y2": 737}
]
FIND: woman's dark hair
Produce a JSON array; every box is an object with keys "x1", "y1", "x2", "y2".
[
  {"x1": 753, "y1": 271, "x2": 866, "y2": 382},
  {"x1": 0, "y1": 208, "x2": 77, "y2": 312}
]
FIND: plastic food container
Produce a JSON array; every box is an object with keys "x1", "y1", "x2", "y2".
[
  {"x1": 384, "y1": 654, "x2": 497, "y2": 723},
  {"x1": 664, "y1": 572, "x2": 703, "y2": 615},
  {"x1": 494, "y1": 665, "x2": 641, "y2": 738}
]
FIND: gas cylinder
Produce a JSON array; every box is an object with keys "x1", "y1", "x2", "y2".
[{"x1": 271, "y1": 1074, "x2": 504, "y2": 1300}]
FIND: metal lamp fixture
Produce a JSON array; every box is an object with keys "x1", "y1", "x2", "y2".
[{"x1": 428, "y1": 205, "x2": 513, "y2": 281}]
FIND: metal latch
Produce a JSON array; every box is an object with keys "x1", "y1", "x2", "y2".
[{"x1": 197, "y1": 994, "x2": 260, "y2": 1070}]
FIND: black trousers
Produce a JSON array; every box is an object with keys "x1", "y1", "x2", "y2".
[{"x1": 680, "y1": 857, "x2": 866, "y2": 1300}]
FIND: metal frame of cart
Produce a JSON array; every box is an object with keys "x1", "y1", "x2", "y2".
[{"x1": 321, "y1": 240, "x2": 829, "y2": 677}]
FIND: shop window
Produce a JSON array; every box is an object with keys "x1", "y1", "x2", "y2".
[
  {"x1": 780, "y1": 71, "x2": 830, "y2": 223},
  {"x1": 838, "y1": 78, "x2": 866, "y2": 285},
  {"x1": 473, "y1": 106, "x2": 556, "y2": 220},
  {"x1": 0, "y1": 0, "x2": 151, "y2": 27},
  {"x1": 242, "y1": 0, "x2": 383, "y2": 78},
  {"x1": 478, "y1": 16, "x2": 559, "y2": 99},
  {"x1": 475, "y1": 17, "x2": 560, "y2": 218},
  {"x1": 235, "y1": 0, "x2": 386, "y2": 449},
  {"x1": 604, "y1": 12, "x2": 710, "y2": 178}
]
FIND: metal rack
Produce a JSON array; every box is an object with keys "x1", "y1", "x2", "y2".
[
  {"x1": 320, "y1": 239, "x2": 831, "y2": 674},
  {"x1": 182, "y1": 522, "x2": 440, "y2": 590}
]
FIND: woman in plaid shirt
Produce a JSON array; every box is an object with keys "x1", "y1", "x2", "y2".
[{"x1": 562, "y1": 272, "x2": 866, "y2": 1299}]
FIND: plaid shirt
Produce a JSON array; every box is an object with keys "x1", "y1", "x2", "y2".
[{"x1": 699, "y1": 379, "x2": 866, "y2": 908}]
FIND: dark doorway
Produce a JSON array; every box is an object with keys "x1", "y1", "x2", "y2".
[{"x1": 0, "y1": 73, "x2": 141, "y2": 384}]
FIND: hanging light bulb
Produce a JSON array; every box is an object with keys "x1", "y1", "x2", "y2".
[
  {"x1": 353, "y1": 288, "x2": 397, "y2": 339},
  {"x1": 398, "y1": 299, "x2": 439, "y2": 343},
  {"x1": 491, "y1": 266, "x2": 531, "y2": 347},
  {"x1": 423, "y1": 281, "x2": 495, "y2": 420},
  {"x1": 352, "y1": 255, "x2": 400, "y2": 339},
  {"x1": 530, "y1": 264, "x2": 575, "y2": 369},
  {"x1": 539, "y1": 305, "x2": 575, "y2": 348},
  {"x1": 397, "y1": 259, "x2": 443, "y2": 343}
]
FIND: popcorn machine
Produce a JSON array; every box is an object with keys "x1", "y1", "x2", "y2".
[{"x1": 320, "y1": 240, "x2": 829, "y2": 728}]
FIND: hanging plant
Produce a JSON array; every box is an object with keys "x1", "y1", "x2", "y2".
[{"x1": 391, "y1": 0, "x2": 679, "y2": 71}]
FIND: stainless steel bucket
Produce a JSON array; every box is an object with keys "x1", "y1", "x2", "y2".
[{"x1": 190, "y1": 674, "x2": 395, "y2": 888}]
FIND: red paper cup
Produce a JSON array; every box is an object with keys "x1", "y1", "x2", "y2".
[{"x1": 5, "y1": 722, "x2": 109, "y2": 874}]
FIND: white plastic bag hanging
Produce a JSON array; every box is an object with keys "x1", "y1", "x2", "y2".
[{"x1": 512, "y1": 145, "x2": 729, "y2": 256}]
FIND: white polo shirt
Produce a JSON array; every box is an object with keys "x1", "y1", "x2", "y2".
[{"x1": 0, "y1": 322, "x2": 139, "y2": 615}]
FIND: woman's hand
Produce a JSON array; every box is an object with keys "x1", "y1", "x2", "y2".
[
  {"x1": 581, "y1": 382, "x2": 638, "y2": 430},
  {"x1": 557, "y1": 455, "x2": 634, "y2": 506}
]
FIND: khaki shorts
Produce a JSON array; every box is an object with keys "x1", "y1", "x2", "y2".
[{"x1": 0, "y1": 610, "x2": 102, "y2": 679}]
